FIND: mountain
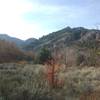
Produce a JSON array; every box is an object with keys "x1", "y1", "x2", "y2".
[
  {"x1": 0, "y1": 34, "x2": 37, "y2": 49},
  {"x1": 0, "y1": 27, "x2": 100, "y2": 52},
  {"x1": 28, "y1": 26, "x2": 100, "y2": 66},
  {"x1": 22, "y1": 38, "x2": 38, "y2": 51},
  {"x1": 25, "y1": 38, "x2": 37, "y2": 45},
  {"x1": 24, "y1": 27, "x2": 100, "y2": 51},
  {"x1": 0, "y1": 34, "x2": 24, "y2": 47},
  {"x1": 0, "y1": 27, "x2": 100, "y2": 66}
]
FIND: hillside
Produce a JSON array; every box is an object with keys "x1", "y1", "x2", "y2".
[
  {"x1": 0, "y1": 34, "x2": 24, "y2": 47},
  {"x1": 23, "y1": 27, "x2": 100, "y2": 67},
  {"x1": 23, "y1": 27, "x2": 100, "y2": 51},
  {"x1": 0, "y1": 27, "x2": 100, "y2": 66},
  {"x1": 0, "y1": 34, "x2": 37, "y2": 49},
  {"x1": 1, "y1": 27, "x2": 100, "y2": 51}
]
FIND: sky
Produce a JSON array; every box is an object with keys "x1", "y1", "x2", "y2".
[{"x1": 0, "y1": 0, "x2": 100, "y2": 40}]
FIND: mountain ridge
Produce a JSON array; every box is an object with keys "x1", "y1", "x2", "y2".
[
  {"x1": 0, "y1": 27, "x2": 100, "y2": 51},
  {"x1": 23, "y1": 27, "x2": 100, "y2": 51},
  {"x1": 0, "y1": 34, "x2": 37, "y2": 48}
]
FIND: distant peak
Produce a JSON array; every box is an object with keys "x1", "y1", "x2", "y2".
[{"x1": 0, "y1": 34, "x2": 9, "y2": 36}]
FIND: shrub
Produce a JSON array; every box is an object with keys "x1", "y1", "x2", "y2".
[{"x1": 36, "y1": 47, "x2": 52, "y2": 64}]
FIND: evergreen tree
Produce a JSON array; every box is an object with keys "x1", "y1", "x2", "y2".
[{"x1": 38, "y1": 47, "x2": 52, "y2": 64}]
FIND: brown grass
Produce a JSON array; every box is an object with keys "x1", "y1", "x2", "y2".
[{"x1": 80, "y1": 91, "x2": 100, "y2": 100}]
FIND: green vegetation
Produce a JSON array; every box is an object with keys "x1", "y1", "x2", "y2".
[{"x1": 35, "y1": 47, "x2": 52, "y2": 64}]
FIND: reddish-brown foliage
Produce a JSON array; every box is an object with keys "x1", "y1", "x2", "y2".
[{"x1": 45, "y1": 59, "x2": 64, "y2": 88}]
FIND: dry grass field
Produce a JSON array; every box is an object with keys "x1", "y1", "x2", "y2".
[{"x1": 0, "y1": 63, "x2": 100, "y2": 100}]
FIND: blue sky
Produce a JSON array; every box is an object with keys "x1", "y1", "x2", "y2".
[{"x1": 0, "y1": 0, "x2": 100, "y2": 40}]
